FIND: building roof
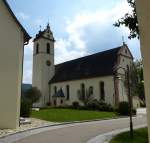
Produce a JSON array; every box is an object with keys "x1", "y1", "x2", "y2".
[
  {"x1": 50, "y1": 46, "x2": 123, "y2": 83},
  {"x1": 3, "y1": 0, "x2": 31, "y2": 43}
]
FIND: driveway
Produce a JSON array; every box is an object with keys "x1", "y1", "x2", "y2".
[{"x1": 13, "y1": 116, "x2": 147, "y2": 143}]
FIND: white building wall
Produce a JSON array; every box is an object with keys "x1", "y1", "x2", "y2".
[
  {"x1": 0, "y1": 1, "x2": 24, "y2": 129},
  {"x1": 136, "y1": 1, "x2": 150, "y2": 141},
  {"x1": 50, "y1": 76, "x2": 115, "y2": 106}
]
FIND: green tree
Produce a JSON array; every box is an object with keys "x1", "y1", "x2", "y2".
[
  {"x1": 24, "y1": 87, "x2": 41, "y2": 104},
  {"x1": 135, "y1": 60, "x2": 145, "y2": 105},
  {"x1": 114, "y1": 0, "x2": 139, "y2": 39},
  {"x1": 21, "y1": 87, "x2": 41, "y2": 117}
]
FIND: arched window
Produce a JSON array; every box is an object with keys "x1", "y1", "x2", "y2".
[
  {"x1": 100, "y1": 81, "x2": 105, "y2": 101},
  {"x1": 66, "y1": 85, "x2": 70, "y2": 100},
  {"x1": 81, "y1": 83, "x2": 85, "y2": 100},
  {"x1": 47, "y1": 43, "x2": 50, "y2": 54},
  {"x1": 36, "y1": 43, "x2": 39, "y2": 54}
]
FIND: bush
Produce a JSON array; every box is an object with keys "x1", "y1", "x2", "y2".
[
  {"x1": 72, "y1": 101, "x2": 80, "y2": 109},
  {"x1": 46, "y1": 102, "x2": 51, "y2": 106},
  {"x1": 98, "y1": 101, "x2": 114, "y2": 112},
  {"x1": 20, "y1": 98, "x2": 32, "y2": 117},
  {"x1": 118, "y1": 102, "x2": 129, "y2": 115},
  {"x1": 87, "y1": 99, "x2": 100, "y2": 110},
  {"x1": 86, "y1": 100, "x2": 114, "y2": 111}
]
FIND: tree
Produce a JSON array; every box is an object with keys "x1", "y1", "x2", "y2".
[
  {"x1": 114, "y1": 0, "x2": 139, "y2": 39},
  {"x1": 125, "y1": 61, "x2": 145, "y2": 105},
  {"x1": 21, "y1": 87, "x2": 41, "y2": 117},
  {"x1": 24, "y1": 87, "x2": 41, "y2": 104},
  {"x1": 135, "y1": 60, "x2": 145, "y2": 105}
]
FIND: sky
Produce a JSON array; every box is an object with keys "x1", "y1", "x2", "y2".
[{"x1": 7, "y1": 0, "x2": 141, "y2": 84}]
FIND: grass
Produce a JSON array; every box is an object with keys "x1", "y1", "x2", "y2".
[
  {"x1": 110, "y1": 128, "x2": 148, "y2": 143},
  {"x1": 31, "y1": 108, "x2": 117, "y2": 122}
]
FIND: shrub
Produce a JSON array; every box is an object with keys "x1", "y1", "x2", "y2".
[
  {"x1": 72, "y1": 101, "x2": 80, "y2": 109},
  {"x1": 86, "y1": 100, "x2": 114, "y2": 111},
  {"x1": 98, "y1": 101, "x2": 114, "y2": 112},
  {"x1": 118, "y1": 102, "x2": 129, "y2": 115},
  {"x1": 46, "y1": 102, "x2": 51, "y2": 106},
  {"x1": 20, "y1": 98, "x2": 32, "y2": 117},
  {"x1": 87, "y1": 99, "x2": 100, "y2": 110}
]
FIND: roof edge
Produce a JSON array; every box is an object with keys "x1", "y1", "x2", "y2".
[{"x1": 3, "y1": 0, "x2": 31, "y2": 43}]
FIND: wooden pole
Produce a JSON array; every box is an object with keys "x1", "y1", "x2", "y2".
[{"x1": 127, "y1": 66, "x2": 134, "y2": 138}]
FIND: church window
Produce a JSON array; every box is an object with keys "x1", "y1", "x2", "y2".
[
  {"x1": 36, "y1": 43, "x2": 39, "y2": 54},
  {"x1": 81, "y1": 83, "x2": 85, "y2": 100},
  {"x1": 89, "y1": 86, "x2": 93, "y2": 95},
  {"x1": 47, "y1": 43, "x2": 50, "y2": 54},
  {"x1": 66, "y1": 85, "x2": 70, "y2": 100},
  {"x1": 100, "y1": 81, "x2": 105, "y2": 100},
  {"x1": 54, "y1": 86, "x2": 57, "y2": 95}
]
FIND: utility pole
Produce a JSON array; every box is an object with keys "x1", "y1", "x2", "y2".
[{"x1": 127, "y1": 66, "x2": 134, "y2": 138}]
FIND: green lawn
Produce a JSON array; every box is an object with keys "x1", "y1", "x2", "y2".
[
  {"x1": 110, "y1": 128, "x2": 148, "y2": 143},
  {"x1": 31, "y1": 108, "x2": 117, "y2": 122}
]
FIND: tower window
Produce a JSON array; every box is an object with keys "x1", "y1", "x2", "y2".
[
  {"x1": 36, "y1": 43, "x2": 39, "y2": 54},
  {"x1": 100, "y1": 81, "x2": 105, "y2": 101},
  {"x1": 47, "y1": 43, "x2": 50, "y2": 54},
  {"x1": 66, "y1": 85, "x2": 70, "y2": 100}
]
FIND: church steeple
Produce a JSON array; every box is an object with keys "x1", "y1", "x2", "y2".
[
  {"x1": 47, "y1": 23, "x2": 50, "y2": 31},
  {"x1": 32, "y1": 23, "x2": 55, "y2": 107}
]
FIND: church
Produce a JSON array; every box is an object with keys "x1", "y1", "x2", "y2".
[{"x1": 32, "y1": 24, "x2": 136, "y2": 108}]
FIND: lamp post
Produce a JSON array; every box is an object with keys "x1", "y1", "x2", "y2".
[{"x1": 114, "y1": 66, "x2": 133, "y2": 138}]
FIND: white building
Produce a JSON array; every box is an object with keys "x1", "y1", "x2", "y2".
[
  {"x1": 32, "y1": 25, "x2": 139, "y2": 108},
  {"x1": 0, "y1": 0, "x2": 30, "y2": 129}
]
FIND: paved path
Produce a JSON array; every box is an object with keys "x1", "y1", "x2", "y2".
[{"x1": 13, "y1": 116, "x2": 146, "y2": 143}]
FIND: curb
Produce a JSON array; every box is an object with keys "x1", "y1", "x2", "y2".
[
  {"x1": 0, "y1": 116, "x2": 143, "y2": 143},
  {"x1": 87, "y1": 124, "x2": 147, "y2": 143}
]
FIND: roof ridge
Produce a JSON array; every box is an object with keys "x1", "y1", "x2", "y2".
[
  {"x1": 3, "y1": 0, "x2": 31, "y2": 43},
  {"x1": 55, "y1": 46, "x2": 122, "y2": 66}
]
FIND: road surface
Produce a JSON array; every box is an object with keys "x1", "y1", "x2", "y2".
[{"x1": 15, "y1": 116, "x2": 146, "y2": 143}]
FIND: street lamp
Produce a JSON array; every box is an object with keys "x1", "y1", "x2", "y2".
[{"x1": 114, "y1": 66, "x2": 134, "y2": 138}]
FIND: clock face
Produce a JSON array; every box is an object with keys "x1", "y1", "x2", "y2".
[{"x1": 46, "y1": 60, "x2": 51, "y2": 66}]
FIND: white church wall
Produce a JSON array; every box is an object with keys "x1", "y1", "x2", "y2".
[
  {"x1": 0, "y1": 1, "x2": 24, "y2": 129},
  {"x1": 50, "y1": 76, "x2": 115, "y2": 106}
]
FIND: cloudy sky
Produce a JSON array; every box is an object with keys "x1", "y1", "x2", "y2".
[{"x1": 7, "y1": 0, "x2": 141, "y2": 84}]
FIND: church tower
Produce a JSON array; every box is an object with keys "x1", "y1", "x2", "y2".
[{"x1": 32, "y1": 24, "x2": 55, "y2": 107}]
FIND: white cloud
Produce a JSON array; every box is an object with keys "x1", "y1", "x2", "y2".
[
  {"x1": 23, "y1": 40, "x2": 33, "y2": 83},
  {"x1": 23, "y1": 0, "x2": 141, "y2": 83},
  {"x1": 54, "y1": 0, "x2": 135, "y2": 64},
  {"x1": 17, "y1": 12, "x2": 29, "y2": 20}
]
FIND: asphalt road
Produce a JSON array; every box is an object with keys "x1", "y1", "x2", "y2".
[{"x1": 15, "y1": 116, "x2": 146, "y2": 143}]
